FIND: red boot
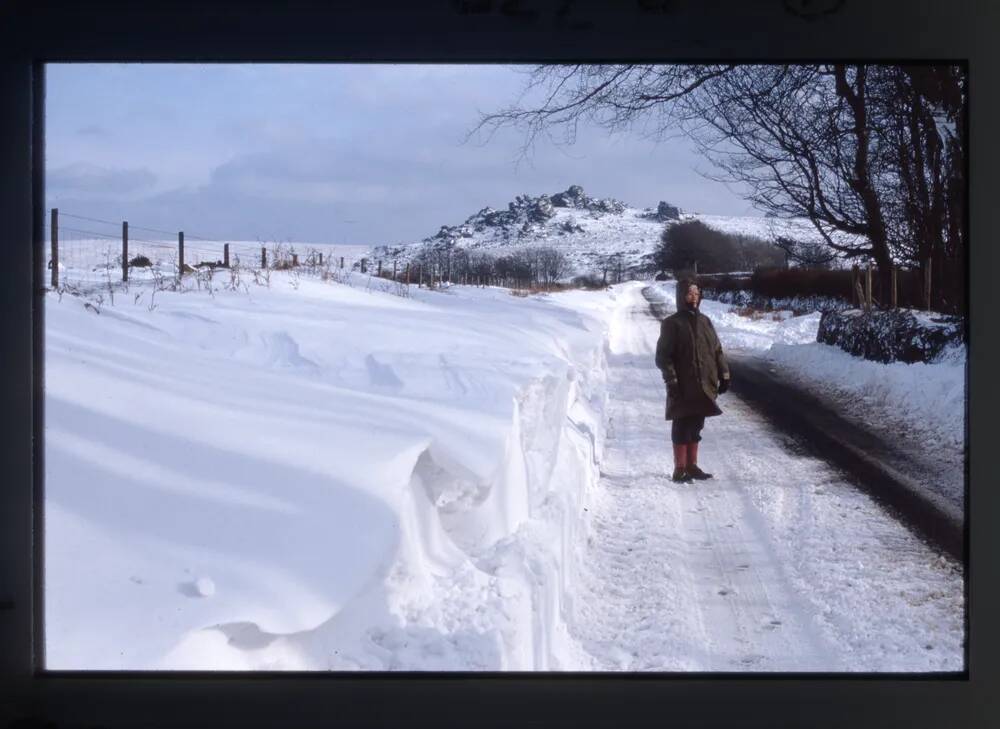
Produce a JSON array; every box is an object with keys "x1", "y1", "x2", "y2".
[
  {"x1": 686, "y1": 442, "x2": 713, "y2": 480},
  {"x1": 672, "y1": 444, "x2": 692, "y2": 483}
]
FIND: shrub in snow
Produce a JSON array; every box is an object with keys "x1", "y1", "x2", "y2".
[
  {"x1": 750, "y1": 267, "x2": 854, "y2": 300},
  {"x1": 698, "y1": 267, "x2": 859, "y2": 315},
  {"x1": 129, "y1": 255, "x2": 153, "y2": 268},
  {"x1": 656, "y1": 220, "x2": 785, "y2": 274},
  {"x1": 702, "y1": 288, "x2": 851, "y2": 316},
  {"x1": 817, "y1": 308, "x2": 965, "y2": 364},
  {"x1": 570, "y1": 274, "x2": 608, "y2": 290}
]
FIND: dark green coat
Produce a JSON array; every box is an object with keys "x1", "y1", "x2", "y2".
[{"x1": 654, "y1": 281, "x2": 730, "y2": 420}]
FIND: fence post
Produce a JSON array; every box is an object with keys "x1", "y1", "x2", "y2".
[
  {"x1": 851, "y1": 265, "x2": 860, "y2": 307},
  {"x1": 378, "y1": 260, "x2": 382, "y2": 277},
  {"x1": 891, "y1": 266, "x2": 898, "y2": 309},
  {"x1": 418, "y1": 265, "x2": 423, "y2": 288},
  {"x1": 361, "y1": 258, "x2": 367, "y2": 274},
  {"x1": 865, "y1": 264, "x2": 872, "y2": 310},
  {"x1": 178, "y1": 232, "x2": 185, "y2": 278},
  {"x1": 223, "y1": 243, "x2": 230, "y2": 268},
  {"x1": 924, "y1": 257, "x2": 932, "y2": 311},
  {"x1": 292, "y1": 253, "x2": 298, "y2": 267},
  {"x1": 122, "y1": 220, "x2": 129, "y2": 282},
  {"x1": 393, "y1": 260, "x2": 397, "y2": 280},
  {"x1": 261, "y1": 246, "x2": 267, "y2": 269},
  {"x1": 50, "y1": 208, "x2": 58, "y2": 289},
  {"x1": 318, "y1": 252, "x2": 323, "y2": 266}
]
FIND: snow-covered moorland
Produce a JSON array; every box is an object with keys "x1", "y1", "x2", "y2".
[
  {"x1": 373, "y1": 186, "x2": 862, "y2": 277},
  {"x1": 45, "y1": 272, "x2": 964, "y2": 671}
]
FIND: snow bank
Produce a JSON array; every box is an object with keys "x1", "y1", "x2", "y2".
[
  {"x1": 45, "y1": 273, "x2": 635, "y2": 670},
  {"x1": 766, "y1": 341, "x2": 966, "y2": 454}
]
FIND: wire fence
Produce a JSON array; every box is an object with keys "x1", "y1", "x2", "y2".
[
  {"x1": 42, "y1": 209, "x2": 401, "y2": 297},
  {"x1": 43, "y1": 209, "x2": 641, "y2": 305}
]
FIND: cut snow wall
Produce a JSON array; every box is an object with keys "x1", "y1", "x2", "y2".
[{"x1": 376, "y1": 344, "x2": 609, "y2": 670}]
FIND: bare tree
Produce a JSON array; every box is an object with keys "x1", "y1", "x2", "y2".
[
  {"x1": 875, "y1": 64, "x2": 965, "y2": 308},
  {"x1": 535, "y1": 246, "x2": 570, "y2": 288},
  {"x1": 474, "y1": 63, "x2": 965, "y2": 309},
  {"x1": 471, "y1": 64, "x2": 735, "y2": 154},
  {"x1": 774, "y1": 236, "x2": 837, "y2": 268}
]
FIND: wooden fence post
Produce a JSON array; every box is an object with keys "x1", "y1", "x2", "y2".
[
  {"x1": 361, "y1": 258, "x2": 367, "y2": 274},
  {"x1": 178, "y1": 232, "x2": 185, "y2": 277},
  {"x1": 122, "y1": 220, "x2": 128, "y2": 282},
  {"x1": 292, "y1": 253, "x2": 298, "y2": 267},
  {"x1": 925, "y1": 257, "x2": 932, "y2": 311},
  {"x1": 418, "y1": 265, "x2": 423, "y2": 287},
  {"x1": 393, "y1": 260, "x2": 397, "y2": 280},
  {"x1": 223, "y1": 243, "x2": 230, "y2": 268},
  {"x1": 378, "y1": 260, "x2": 382, "y2": 277},
  {"x1": 50, "y1": 208, "x2": 58, "y2": 289},
  {"x1": 891, "y1": 266, "x2": 898, "y2": 309},
  {"x1": 318, "y1": 252, "x2": 323, "y2": 266},
  {"x1": 261, "y1": 246, "x2": 267, "y2": 269},
  {"x1": 405, "y1": 263, "x2": 410, "y2": 286}
]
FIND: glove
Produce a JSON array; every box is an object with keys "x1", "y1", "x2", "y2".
[
  {"x1": 718, "y1": 377, "x2": 730, "y2": 394},
  {"x1": 666, "y1": 381, "x2": 679, "y2": 400}
]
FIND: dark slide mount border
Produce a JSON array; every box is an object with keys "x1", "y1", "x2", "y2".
[{"x1": 1, "y1": 2, "x2": 995, "y2": 728}]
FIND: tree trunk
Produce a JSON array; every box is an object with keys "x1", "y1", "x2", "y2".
[{"x1": 834, "y1": 64, "x2": 894, "y2": 301}]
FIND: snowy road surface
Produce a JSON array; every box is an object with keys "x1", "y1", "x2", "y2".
[{"x1": 562, "y1": 287, "x2": 963, "y2": 671}]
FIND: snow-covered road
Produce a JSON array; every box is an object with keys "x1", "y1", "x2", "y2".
[{"x1": 564, "y1": 287, "x2": 963, "y2": 671}]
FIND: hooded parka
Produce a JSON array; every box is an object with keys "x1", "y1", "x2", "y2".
[{"x1": 655, "y1": 279, "x2": 730, "y2": 420}]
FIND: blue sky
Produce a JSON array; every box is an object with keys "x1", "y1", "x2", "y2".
[{"x1": 45, "y1": 64, "x2": 754, "y2": 245}]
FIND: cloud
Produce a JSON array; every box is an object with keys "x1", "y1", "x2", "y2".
[
  {"x1": 48, "y1": 163, "x2": 157, "y2": 195},
  {"x1": 76, "y1": 124, "x2": 109, "y2": 137},
  {"x1": 43, "y1": 65, "x2": 756, "y2": 244}
]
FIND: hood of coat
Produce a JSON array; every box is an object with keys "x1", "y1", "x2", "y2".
[{"x1": 675, "y1": 278, "x2": 700, "y2": 313}]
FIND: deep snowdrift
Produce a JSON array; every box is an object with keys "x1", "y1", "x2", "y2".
[{"x1": 45, "y1": 274, "x2": 628, "y2": 669}]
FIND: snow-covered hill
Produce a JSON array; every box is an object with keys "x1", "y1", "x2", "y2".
[{"x1": 371, "y1": 185, "x2": 861, "y2": 277}]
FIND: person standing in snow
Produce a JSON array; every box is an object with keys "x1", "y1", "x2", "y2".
[{"x1": 654, "y1": 279, "x2": 731, "y2": 483}]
